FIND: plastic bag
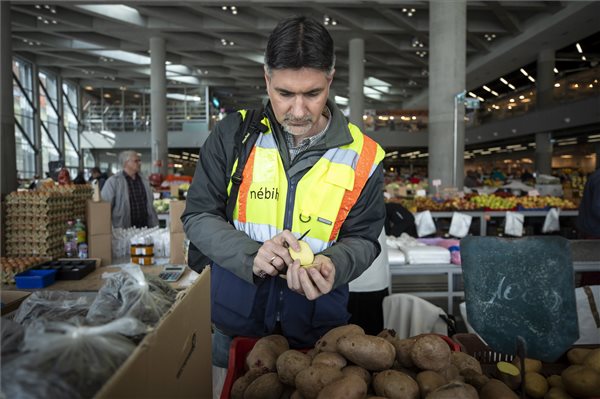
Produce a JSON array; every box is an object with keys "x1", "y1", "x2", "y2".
[
  {"x1": 449, "y1": 212, "x2": 472, "y2": 238},
  {"x1": 12, "y1": 291, "x2": 92, "y2": 327},
  {"x1": 14, "y1": 317, "x2": 147, "y2": 398},
  {"x1": 86, "y1": 265, "x2": 176, "y2": 326},
  {"x1": 542, "y1": 207, "x2": 560, "y2": 233},
  {"x1": 504, "y1": 211, "x2": 524, "y2": 237},
  {"x1": 414, "y1": 210, "x2": 437, "y2": 237},
  {"x1": 1, "y1": 366, "x2": 82, "y2": 399},
  {"x1": 1, "y1": 317, "x2": 24, "y2": 356}
]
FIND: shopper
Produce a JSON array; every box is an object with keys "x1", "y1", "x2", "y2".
[
  {"x1": 578, "y1": 168, "x2": 600, "y2": 239},
  {"x1": 182, "y1": 16, "x2": 385, "y2": 368},
  {"x1": 89, "y1": 166, "x2": 107, "y2": 191},
  {"x1": 101, "y1": 150, "x2": 158, "y2": 228}
]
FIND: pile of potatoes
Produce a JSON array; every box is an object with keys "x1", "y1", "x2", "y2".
[{"x1": 230, "y1": 324, "x2": 516, "y2": 399}]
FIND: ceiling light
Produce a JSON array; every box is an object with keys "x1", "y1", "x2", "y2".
[
  {"x1": 519, "y1": 95, "x2": 524, "y2": 99},
  {"x1": 477, "y1": 96, "x2": 485, "y2": 102},
  {"x1": 491, "y1": 90, "x2": 499, "y2": 96},
  {"x1": 232, "y1": 9, "x2": 237, "y2": 14},
  {"x1": 589, "y1": 84, "x2": 594, "y2": 88},
  {"x1": 468, "y1": 92, "x2": 477, "y2": 98},
  {"x1": 230, "y1": 6, "x2": 236, "y2": 11},
  {"x1": 482, "y1": 85, "x2": 491, "y2": 92},
  {"x1": 500, "y1": 77, "x2": 508, "y2": 84},
  {"x1": 508, "y1": 84, "x2": 516, "y2": 90},
  {"x1": 84, "y1": 85, "x2": 93, "y2": 91},
  {"x1": 555, "y1": 83, "x2": 560, "y2": 87},
  {"x1": 509, "y1": 98, "x2": 515, "y2": 102},
  {"x1": 576, "y1": 43, "x2": 583, "y2": 53},
  {"x1": 554, "y1": 67, "x2": 559, "y2": 73},
  {"x1": 581, "y1": 55, "x2": 587, "y2": 61},
  {"x1": 528, "y1": 76, "x2": 535, "y2": 83},
  {"x1": 221, "y1": 6, "x2": 227, "y2": 10},
  {"x1": 520, "y1": 68, "x2": 528, "y2": 76}
]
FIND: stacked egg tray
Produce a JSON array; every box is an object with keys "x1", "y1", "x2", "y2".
[
  {"x1": 32, "y1": 259, "x2": 96, "y2": 280},
  {"x1": 1, "y1": 257, "x2": 50, "y2": 284},
  {"x1": 4, "y1": 186, "x2": 93, "y2": 258}
]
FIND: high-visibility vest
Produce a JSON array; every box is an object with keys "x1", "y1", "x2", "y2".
[{"x1": 229, "y1": 111, "x2": 385, "y2": 249}]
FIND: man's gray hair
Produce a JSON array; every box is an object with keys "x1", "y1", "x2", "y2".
[{"x1": 119, "y1": 150, "x2": 138, "y2": 168}]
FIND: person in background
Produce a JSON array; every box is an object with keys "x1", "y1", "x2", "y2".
[
  {"x1": 101, "y1": 150, "x2": 158, "y2": 228},
  {"x1": 463, "y1": 170, "x2": 480, "y2": 188},
  {"x1": 73, "y1": 170, "x2": 86, "y2": 184},
  {"x1": 89, "y1": 166, "x2": 107, "y2": 191},
  {"x1": 577, "y1": 168, "x2": 600, "y2": 285},
  {"x1": 490, "y1": 167, "x2": 506, "y2": 182},
  {"x1": 520, "y1": 168, "x2": 534, "y2": 183},
  {"x1": 182, "y1": 15, "x2": 385, "y2": 377}
]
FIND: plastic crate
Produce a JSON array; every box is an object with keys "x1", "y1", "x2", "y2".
[
  {"x1": 14, "y1": 269, "x2": 57, "y2": 289},
  {"x1": 220, "y1": 334, "x2": 460, "y2": 399},
  {"x1": 33, "y1": 259, "x2": 96, "y2": 280}
]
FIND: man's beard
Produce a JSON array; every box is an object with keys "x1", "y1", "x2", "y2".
[{"x1": 281, "y1": 114, "x2": 314, "y2": 136}]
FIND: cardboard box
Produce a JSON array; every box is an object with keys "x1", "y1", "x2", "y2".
[
  {"x1": 170, "y1": 232, "x2": 186, "y2": 264},
  {"x1": 89, "y1": 234, "x2": 112, "y2": 266},
  {"x1": 95, "y1": 268, "x2": 212, "y2": 399},
  {"x1": 1, "y1": 290, "x2": 32, "y2": 316},
  {"x1": 170, "y1": 184, "x2": 180, "y2": 200},
  {"x1": 86, "y1": 200, "x2": 112, "y2": 235},
  {"x1": 169, "y1": 200, "x2": 186, "y2": 233}
]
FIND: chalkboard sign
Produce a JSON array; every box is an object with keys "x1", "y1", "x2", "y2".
[{"x1": 461, "y1": 236, "x2": 578, "y2": 362}]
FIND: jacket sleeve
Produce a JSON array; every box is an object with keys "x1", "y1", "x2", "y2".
[
  {"x1": 182, "y1": 112, "x2": 261, "y2": 283},
  {"x1": 320, "y1": 163, "x2": 386, "y2": 289},
  {"x1": 100, "y1": 176, "x2": 117, "y2": 206}
]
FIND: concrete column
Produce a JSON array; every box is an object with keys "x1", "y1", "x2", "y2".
[
  {"x1": 150, "y1": 37, "x2": 167, "y2": 176},
  {"x1": 57, "y1": 75, "x2": 64, "y2": 158},
  {"x1": 1, "y1": 2, "x2": 17, "y2": 196},
  {"x1": 32, "y1": 63, "x2": 43, "y2": 175},
  {"x1": 428, "y1": 0, "x2": 466, "y2": 190},
  {"x1": 349, "y1": 38, "x2": 365, "y2": 130},
  {"x1": 535, "y1": 132, "x2": 553, "y2": 176},
  {"x1": 1, "y1": 2, "x2": 15, "y2": 256},
  {"x1": 535, "y1": 49, "x2": 555, "y2": 176}
]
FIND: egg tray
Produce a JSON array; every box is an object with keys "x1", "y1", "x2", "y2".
[{"x1": 33, "y1": 259, "x2": 96, "y2": 280}]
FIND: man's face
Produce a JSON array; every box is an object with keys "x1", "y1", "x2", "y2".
[
  {"x1": 265, "y1": 67, "x2": 333, "y2": 137},
  {"x1": 126, "y1": 156, "x2": 141, "y2": 173}
]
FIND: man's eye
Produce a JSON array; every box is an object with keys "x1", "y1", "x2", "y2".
[
  {"x1": 306, "y1": 92, "x2": 320, "y2": 97},
  {"x1": 280, "y1": 92, "x2": 293, "y2": 97}
]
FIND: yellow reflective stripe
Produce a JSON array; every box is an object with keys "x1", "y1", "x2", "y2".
[{"x1": 255, "y1": 132, "x2": 277, "y2": 149}]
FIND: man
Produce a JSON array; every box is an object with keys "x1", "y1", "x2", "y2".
[
  {"x1": 89, "y1": 166, "x2": 107, "y2": 191},
  {"x1": 101, "y1": 150, "x2": 158, "y2": 228},
  {"x1": 182, "y1": 16, "x2": 385, "y2": 368}
]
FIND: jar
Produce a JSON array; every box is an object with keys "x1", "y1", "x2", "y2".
[{"x1": 131, "y1": 255, "x2": 155, "y2": 266}]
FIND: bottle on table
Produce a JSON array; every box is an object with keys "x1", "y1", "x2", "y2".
[{"x1": 64, "y1": 220, "x2": 78, "y2": 258}]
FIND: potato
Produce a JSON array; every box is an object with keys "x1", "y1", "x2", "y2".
[
  {"x1": 373, "y1": 370, "x2": 419, "y2": 399},
  {"x1": 290, "y1": 390, "x2": 304, "y2": 399},
  {"x1": 231, "y1": 369, "x2": 266, "y2": 399},
  {"x1": 295, "y1": 365, "x2": 344, "y2": 399},
  {"x1": 566, "y1": 347, "x2": 592, "y2": 365},
  {"x1": 342, "y1": 365, "x2": 372, "y2": 385},
  {"x1": 377, "y1": 328, "x2": 397, "y2": 341},
  {"x1": 246, "y1": 335, "x2": 289, "y2": 372},
  {"x1": 312, "y1": 352, "x2": 347, "y2": 369},
  {"x1": 277, "y1": 350, "x2": 312, "y2": 386},
  {"x1": 438, "y1": 364, "x2": 463, "y2": 383},
  {"x1": 583, "y1": 348, "x2": 600, "y2": 373},
  {"x1": 544, "y1": 387, "x2": 574, "y2": 399},
  {"x1": 289, "y1": 240, "x2": 314, "y2": 266},
  {"x1": 337, "y1": 334, "x2": 396, "y2": 371},
  {"x1": 524, "y1": 372, "x2": 549, "y2": 399},
  {"x1": 393, "y1": 338, "x2": 416, "y2": 368},
  {"x1": 425, "y1": 382, "x2": 478, "y2": 399},
  {"x1": 316, "y1": 374, "x2": 368, "y2": 399},
  {"x1": 496, "y1": 361, "x2": 521, "y2": 390},
  {"x1": 451, "y1": 351, "x2": 482, "y2": 375},
  {"x1": 480, "y1": 378, "x2": 519, "y2": 399},
  {"x1": 461, "y1": 368, "x2": 490, "y2": 391},
  {"x1": 561, "y1": 364, "x2": 600, "y2": 398},
  {"x1": 410, "y1": 335, "x2": 451, "y2": 371},
  {"x1": 315, "y1": 324, "x2": 365, "y2": 353},
  {"x1": 547, "y1": 375, "x2": 564, "y2": 389},
  {"x1": 416, "y1": 370, "x2": 447, "y2": 398},
  {"x1": 243, "y1": 372, "x2": 283, "y2": 399}
]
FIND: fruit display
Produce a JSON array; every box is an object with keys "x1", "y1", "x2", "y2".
[
  {"x1": 4, "y1": 185, "x2": 93, "y2": 258},
  {"x1": 153, "y1": 198, "x2": 171, "y2": 214},
  {"x1": 388, "y1": 194, "x2": 578, "y2": 212}
]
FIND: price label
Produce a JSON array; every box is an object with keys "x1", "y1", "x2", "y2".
[
  {"x1": 432, "y1": 179, "x2": 442, "y2": 187},
  {"x1": 416, "y1": 189, "x2": 427, "y2": 197},
  {"x1": 528, "y1": 190, "x2": 540, "y2": 197}
]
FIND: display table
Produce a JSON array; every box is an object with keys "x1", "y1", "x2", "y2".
[{"x1": 389, "y1": 260, "x2": 599, "y2": 313}]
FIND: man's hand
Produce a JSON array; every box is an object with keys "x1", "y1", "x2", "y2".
[
  {"x1": 286, "y1": 254, "x2": 335, "y2": 300},
  {"x1": 252, "y1": 230, "x2": 299, "y2": 278}
]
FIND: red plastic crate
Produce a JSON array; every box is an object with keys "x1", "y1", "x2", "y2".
[{"x1": 220, "y1": 334, "x2": 460, "y2": 399}]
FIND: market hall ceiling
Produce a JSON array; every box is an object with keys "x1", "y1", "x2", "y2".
[{"x1": 10, "y1": 1, "x2": 600, "y2": 110}]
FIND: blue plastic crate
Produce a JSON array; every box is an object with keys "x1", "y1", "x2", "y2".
[{"x1": 14, "y1": 269, "x2": 57, "y2": 289}]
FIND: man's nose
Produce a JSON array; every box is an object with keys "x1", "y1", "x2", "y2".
[{"x1": 290, "y1": 95, "x2": 307, "y2": 117}]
